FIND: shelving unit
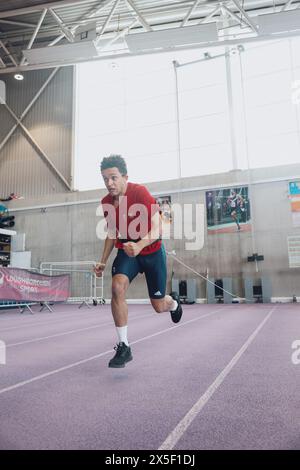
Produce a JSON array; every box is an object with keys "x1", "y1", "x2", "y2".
[{"x1": 0, "y1": 228, "x2": 17, "y2": 267}]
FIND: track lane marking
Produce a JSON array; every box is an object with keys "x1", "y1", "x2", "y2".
[
  {"x1": 0, "y1": 307, "x2": 226, "y2": 395},
  {"x1": 6, "y1": 313, "x2": 150, "y2": 347},
  {"x1": 158, "y1": 306, "x2": 276, "y2": 450},
  {"x1": 0, "y1": 310, "x2": 112, "y2": 332}
]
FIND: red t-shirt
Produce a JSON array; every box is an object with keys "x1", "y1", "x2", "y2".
[{"x1": 101, "y1": 182, "x2": 162, "y2": 255}]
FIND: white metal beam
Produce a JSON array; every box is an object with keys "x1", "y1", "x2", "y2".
[
  {"x1": 98, "y1": 18, "x2": 139, "y2": 51},
  {"x1": 49, "y1": 8, "x2": 75, "y2": 42},
  {"x1": 48, "y1": 0, "x2": 115, "y2": 46},
  {"x1": 125, "y1": 0, "x2": 152, "y2": 32},
  {"x1": 0, "y1": 40, "x2": 18, "y2": 66},
  {"x1": 222, "y1": 4, "x2": 251, "y2": 29},
  {"x1": 0, "y1": 0, "x2": 98, "y2": 19},
  {"x1": 173, "y1": 60, "x2": 182, "y2": 179},
  {"x1": 3, "y1": 0, "x2": 297, "y2": 61},
  {"x1": 48, "y1": 33, "x2": 67, "y2": 47},
  {"x1": 94, "y1": 0, "x2": 121, "y2": 46},
  {"x1": 5, "y1": 8, "x2": 300, "y2": 74},
  {"x1": 0, "y1": 0, "x2": 298, "y2": 22},
  {"x1": 20, "y1": 8, "x2": 48, "y2": 66},
  {"x1": 0, "y1": 33, "x2": 271, "y2": 73},
  {"x1": 181, "y1": 0, "x2": 200, "y2": 27},
  {"x1": 231, "y1": 0, "x2": 258, "y2": 33},
  {"x1": 281, "y1": 0, "x2": 296, "y2": 11},
  {"x1": 198, "y1": 4, "x2": 221, "y2": 24},
  {"x1": 0, "y1": 19, "x2": 37, "y2": 28},
  {"x1": 175, "y1": 50, "x2": 227, "y2": 68}
]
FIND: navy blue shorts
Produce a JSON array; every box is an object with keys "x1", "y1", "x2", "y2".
[{"x1": 112, "y1": 244, "x2": 167, "y2": 299}]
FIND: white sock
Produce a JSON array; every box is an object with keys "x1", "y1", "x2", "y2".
[
  {"x1": 170, "y1": 299, "x2": 178, "y2": 312},
  {"x1": 116, "y1": 326, "x2": 129, "y2": 346}
]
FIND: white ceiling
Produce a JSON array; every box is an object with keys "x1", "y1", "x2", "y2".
[{"x1": 0, "y1": 0, "x2": 299, "y2": 72}]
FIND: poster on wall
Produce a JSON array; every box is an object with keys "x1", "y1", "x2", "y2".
[
  {"x1": 156, "y1": 196, "x2": 172, "y2": 225},
  {"x1": 205, "y1": 186, "x2": 251, "y2": 234},
  {"x1": 156, "y1": 196, "x2": 172, "y2": 239},
  {"x1": 288, "y1": 181, "x2": 300, "y2": 226}
]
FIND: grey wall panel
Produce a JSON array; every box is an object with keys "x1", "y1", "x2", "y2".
[
  {"x1": 186, "y1": 279, "x2": 196, "y2": 302},
  {"x1": 244, "y1": 278, "x2": 254, "y2": 303},
  {"x1": 207, "y1": 278, "x2": 216, "y2": 304},
  {"x1": 16, "y1": 205, "x2": 73, "y2": 269},
  {"x1": 223, "y1": 277, "x2": 233, "y2": 304},
  {"x1": 0, "y1": 108, "x2": 16, "y2": 142},
  {"x1": 3, "y1": 69, "x2": 55, "y2": 117},
  {"x1": 0, "y1": 129, "x2": 67, "y2": 197},
  {"x1": 171, "y1": 279, "x2": 179, "y2": 294},
  {"x1": 261, "y1": 277, "x2": 272, "y2": 303},
  {"x1": 0, "y1": 66, "x2": 73, "y2": 198},
  {"x1": 23, "y1": 67, "x2": 73, "y2": 180}
]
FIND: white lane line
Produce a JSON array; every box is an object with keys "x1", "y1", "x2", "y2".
[
  {"x1": 0, "y1": 307, "x2": 226, "y2": 396},
  {"x1": 0, "y1": 310, "x2": 112, "y2": 332},
  {"x1": 7, "y1": 323, "x2": 113, "y2": 347},
  {"x1": 158, "y1": 306, "x2": 276, "y2": 450},
  {"x1": 6, "y1": 313, "x2": 150, "y2": 347},
  {"x1": 0, "y1": 305, "x2": 111, "y2": 320},
  {"x1": 2, "y1": 306, "x2": 229, "y2": 348},
  {"x1": 0, "y1": 305, "x2": 227, "y2": 334},
  {"x1": 0, "y1": 304, "x2": 166, "y2": 332},
  {"x1": 4, "y1": 306, "x2": 215, "y2": 347}
]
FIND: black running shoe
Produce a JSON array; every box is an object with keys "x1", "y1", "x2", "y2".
[
  {"x1": 108, "y1": 342, "x2": 133, "y2": 368},
  {"x1": 170, "y1": 291, "x2": 183, "y2": 323}
]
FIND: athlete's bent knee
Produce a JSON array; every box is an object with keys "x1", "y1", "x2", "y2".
[{"x1": 112, "y1": 281, "x2": 127, "y2": 298}]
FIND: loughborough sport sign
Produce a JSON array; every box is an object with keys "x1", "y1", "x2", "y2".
[{"x1": 0, "y1": 268, "x2": 70, "y2": 302}]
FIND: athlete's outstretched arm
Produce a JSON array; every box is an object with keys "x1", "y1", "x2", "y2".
[{"x1": 94, "y1": 235, "x2": 115, "y2": 276}]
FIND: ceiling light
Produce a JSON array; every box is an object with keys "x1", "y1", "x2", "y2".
[{"x1": 14, "y1": 74, "x2": 24, "y2": 80}]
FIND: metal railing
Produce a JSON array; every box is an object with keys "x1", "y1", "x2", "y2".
[{"x1": 39, "y1": 261, "x2": 105, "y2": 308}]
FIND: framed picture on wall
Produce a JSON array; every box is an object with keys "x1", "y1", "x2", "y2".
[
  {"x1": 288, "y1": 181, "x2": 300, "y2": 226},
  {"x1": 156, "y1": 195, "x2": 172, "y2": 225},
  {"x1": 205, "y1": 186, "x2": 251, "y2": 234}
]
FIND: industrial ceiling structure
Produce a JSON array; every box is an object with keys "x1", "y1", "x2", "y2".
[{"x1": 0, "y1": 0, "x2": 299, "y2": 72}]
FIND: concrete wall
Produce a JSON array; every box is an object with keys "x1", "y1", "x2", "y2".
[
  {"x1": 0, "y1": 67, "x2": 73, "y2": 197},
  {"x1": 6, "y1": 162, "x2": 300, "y2": 300}
]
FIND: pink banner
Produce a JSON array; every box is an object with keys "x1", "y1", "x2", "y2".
[{"x1": 0, "y1": 268, "x2": 70, "y2": 302}]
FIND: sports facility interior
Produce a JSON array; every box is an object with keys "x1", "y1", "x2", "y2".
[{"x1": 0, "y1": 0, "x2": 300, "y2": 451}]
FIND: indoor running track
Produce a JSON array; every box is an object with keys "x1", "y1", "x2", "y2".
[{"x1": 0, "y1": 302, "x2": 299, "y2": 450}]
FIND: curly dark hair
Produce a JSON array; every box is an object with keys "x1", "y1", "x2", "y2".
[{"x1": 100, "y1": 154, "x2": 127, "y2": 175}]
